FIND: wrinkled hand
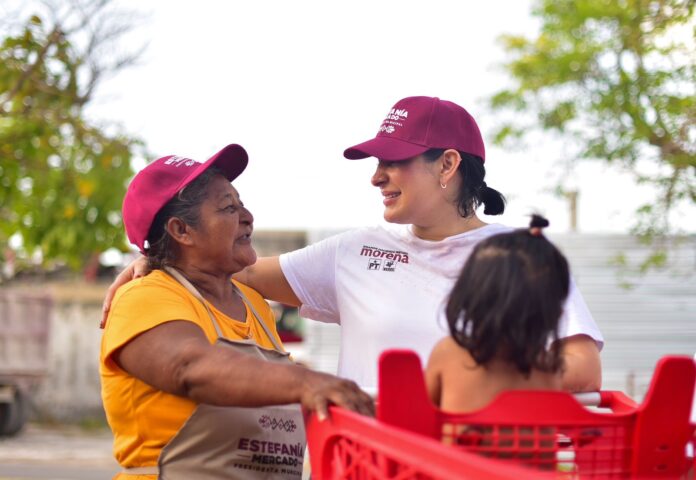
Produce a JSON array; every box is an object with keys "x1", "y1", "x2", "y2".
[
  {"x1": 300, "y1": 370, "x2": 374, "y2": 421},
  {"x1": 100, "y1": 256, "x2": 150, "y2": 328}
]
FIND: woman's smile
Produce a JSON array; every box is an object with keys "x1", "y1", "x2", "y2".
[{"x1": 381, "y1": 190, "x2": 400, "y2": 206}]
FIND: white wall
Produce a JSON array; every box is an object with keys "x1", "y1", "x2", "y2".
[{"x1": 35, "y1": 298, "x2": 104, "y2": 421}]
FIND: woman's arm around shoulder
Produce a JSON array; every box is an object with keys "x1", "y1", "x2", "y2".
[
  {"x1": 234, "y1": 256, "x2": 300, "y2": 307},
  {"x1": 101, "y1": 256, "x2": 150, "y2": 328},
  {"x1": 101, "y1": 256, "x2": 300, "y2": 328}
]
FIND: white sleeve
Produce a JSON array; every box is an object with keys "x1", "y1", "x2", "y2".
[
  {"x1": 279, "y1": 234, "x2": 341, "y2": 324},
  {"x1": 558, "y1": 277, "x2": 604, "y2": 350}
]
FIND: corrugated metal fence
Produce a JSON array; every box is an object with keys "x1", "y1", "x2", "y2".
[{"x1": 552, "y1": 234, "x2": 696, "y2": 399}]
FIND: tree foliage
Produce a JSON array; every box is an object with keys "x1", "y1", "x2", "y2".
[
  {"x1": 490, "y1": 0, "x2": 695, "y2": 246},
  {"x1": 0, "y1": 1, "x2": 145, "y2": 274}
]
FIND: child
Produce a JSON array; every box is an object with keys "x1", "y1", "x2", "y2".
[{"x1": 425, "y1": 215, "x2": 569, "y2": 412}]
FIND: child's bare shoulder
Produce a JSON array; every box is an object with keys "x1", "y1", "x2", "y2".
[
  {"x1": 433, "y1": 336, "x2": 459, "y2": 353},
  {"x1": 429, "y1": 337, "x2": 475, "y2": 365}
]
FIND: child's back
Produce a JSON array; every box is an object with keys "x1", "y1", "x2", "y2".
[
  {"x1": 425, "y1": 215, "x2": 569, "y2": 412},
  {"x1": 427, "y1": 336, "x2": 561, "y2": 412}
]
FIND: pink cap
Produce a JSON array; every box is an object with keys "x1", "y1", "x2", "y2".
[
  {"x1": 122, "y1": 144, "x2": 248, "y2": 253},
  {"x1": 343, "y1": 96, "x2": 485, "y2": 162}
]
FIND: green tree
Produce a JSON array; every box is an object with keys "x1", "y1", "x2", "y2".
[
  {"x1": 489, "y1": 0, "x2": 695, "y2": 262},
  {"x1": 0, "y1": 1, "x2": 145, "y2": 275}
]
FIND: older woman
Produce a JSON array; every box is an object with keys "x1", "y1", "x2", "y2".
[{"x1": 100, "y1": 144, "x2": 372, "y2": 480}]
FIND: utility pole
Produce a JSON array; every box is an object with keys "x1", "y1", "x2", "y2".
[{"x1": 565, "y1": 190, "x2": 578, "y2": 233}]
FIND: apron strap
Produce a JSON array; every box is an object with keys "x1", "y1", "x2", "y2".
[
  {"x1": 121, "y1": 466, "x2": 159, "y2": 475},
  {"x1": 231, "y1": 282, "x2": 285, "y2": 352},
  {"x1": 164, "y1": 266, "x2": 285, "y2": 352}
]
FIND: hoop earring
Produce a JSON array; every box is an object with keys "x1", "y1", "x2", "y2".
[{"x1": 440, "y1": 182, "x2": 447, "y2": 189}]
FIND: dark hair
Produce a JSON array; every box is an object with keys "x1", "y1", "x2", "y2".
[
  {"x1": 145, "y1": 167, "x2": 224, "y2": 270},
  {"x1": 422, "y1": 148, "x2": 506, "y2": 217},
  {"x1": 445, "y1": 215, "x2": 568, "y2": 376}
]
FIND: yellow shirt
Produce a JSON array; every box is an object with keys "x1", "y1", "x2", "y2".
[{"x1": 100, "y1": 269, "x2": 284, "y2": 478}]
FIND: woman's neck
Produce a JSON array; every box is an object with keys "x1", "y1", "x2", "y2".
[
  {"x1": 411, "y1": 214, "x2": 487, "y2": 241},
  {"x1": 170, "y1": 264, "x2": 235, "y2": 303}
]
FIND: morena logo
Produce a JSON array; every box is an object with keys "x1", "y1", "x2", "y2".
[{"x1": 360, "y1": 245, "x2": 409, "y2": 264}]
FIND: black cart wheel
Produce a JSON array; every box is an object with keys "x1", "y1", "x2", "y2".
[{"x1": 0, "y1": 388, "x2": 29, "y2": 436}]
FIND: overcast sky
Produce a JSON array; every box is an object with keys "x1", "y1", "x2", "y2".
[{"x1": 20, "y1": 0, "x2": 696, "y2": 233}]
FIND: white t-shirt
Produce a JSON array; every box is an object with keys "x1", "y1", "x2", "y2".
[{"x1": 279, "y1": 223, "x2": 603, "y2": 389}]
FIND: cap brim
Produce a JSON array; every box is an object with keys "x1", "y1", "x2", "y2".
[
  {"x1": 205, "y1": 144, "x2": 248, "y2": 181},
  {"x1": 343, "y1": 137, "x2": 430, "y2": 161}
]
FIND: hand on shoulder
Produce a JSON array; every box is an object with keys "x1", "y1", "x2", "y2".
[{"x1": 101, "y1": 256, "x2": 150, "y2": 328}]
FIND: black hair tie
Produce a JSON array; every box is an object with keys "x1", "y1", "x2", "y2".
[{"x1": 529, "y1": 214, "x2": 550, "y2": 236}]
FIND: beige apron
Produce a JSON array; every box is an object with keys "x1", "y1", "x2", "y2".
[{"x1": 123, "y1": 267, "x2": 306, "y2": 479}]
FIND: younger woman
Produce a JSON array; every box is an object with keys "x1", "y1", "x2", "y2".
[{"x1": 425, "y1": 215, "x2": 568, "y2": 412}]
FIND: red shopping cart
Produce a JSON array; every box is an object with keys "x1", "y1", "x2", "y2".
[{"x1": 306, "y1": 351, "x2": 696, "y2": 479}]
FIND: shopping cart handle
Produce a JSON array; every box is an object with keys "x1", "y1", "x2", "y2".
[
  {"x1": 569, "y1": 391, "x2": 639, "y2": 412},
  {"x1": 366, "y1": 386, "x2": 639, "y2": 411},
  {"x1": 573, "y1": 391, "x2": 602, "y2": 406},
  {"x1": 365, "y1": 387, "x2": 604, "y2": 404}
]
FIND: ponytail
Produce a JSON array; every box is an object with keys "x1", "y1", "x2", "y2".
[
  {"x1": 423, "y1": 149, "x2": 506, "y2": 217},
  {"x1": 481, "y1": 182, "x2": 506, "y2": 215}
]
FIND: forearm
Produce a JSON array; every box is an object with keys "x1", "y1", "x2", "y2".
[
  {"x1": 115, "y1": 320, "x2": 371, "y2": 417},
  {"x1": 116, "y1": 321, "x2": 300, "y2": 406},
  {"x1": 560, "y1": 335, "x2": 602, "y2": 392},
  {"x1": 179, "y1": 344, "x2": 310, "y2": 406}
]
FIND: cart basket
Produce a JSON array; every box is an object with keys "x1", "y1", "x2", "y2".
[
  {"x1": 377, "y1": 350, "x2": 696, "y2": 479},
  {"x1": 307, "y1": 352, "x2": 695, "y2": 478}
]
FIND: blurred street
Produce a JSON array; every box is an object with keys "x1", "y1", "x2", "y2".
[{"x1": 0, "y1": 424, "x2": 119, "y2": 480}]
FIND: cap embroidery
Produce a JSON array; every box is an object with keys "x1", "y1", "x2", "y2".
[
  {"x1": 386, "y1": 108, "x2": 408, "y2": 121},
  {"x1": 164, "y1": 155, "x2": 197, "y2": 167},
  {"x1": 378, "y1": 108, "x2": 409, "y2": 135}
]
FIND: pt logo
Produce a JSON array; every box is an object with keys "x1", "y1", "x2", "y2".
[{"x1": 368, "y1": 259, "x2": 382, "y2": 270}]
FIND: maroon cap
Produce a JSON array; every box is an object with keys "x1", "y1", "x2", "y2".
[
  {"x1": 122, "y1": 144, "x2": 248, "y2": 253},
  {"x1": 343, "y1": 96, "x2": 485, "y2": 162}
]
